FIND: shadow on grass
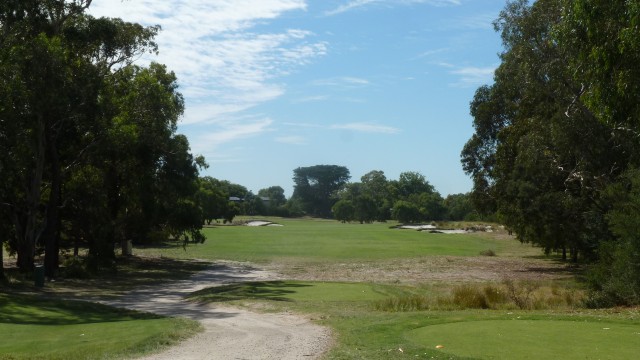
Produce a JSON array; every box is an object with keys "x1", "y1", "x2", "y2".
[
  {"x1": 0, "y1": 293, "x2": 161, "y2": 326},
  {"x1": 1, "y1": 255, "x2": 211, "y2": 301},
  {"x1": 188, "y1": 281, "x2": 312, "y2": 303}
]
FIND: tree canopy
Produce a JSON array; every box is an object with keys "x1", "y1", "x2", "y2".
[
  {"x1": 292, "y1": 165, "x2": 351, "y2": 218},
  {"x1": 0, "y1": 0, "x2": 204, "y2": 276},
  {"x1": 461, "y1": 0, "x2": 640, "y2": 305}
]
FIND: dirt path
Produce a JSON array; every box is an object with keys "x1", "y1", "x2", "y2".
[{"x1": 100, "y1": 261, "x2": 332, "y2": 360}]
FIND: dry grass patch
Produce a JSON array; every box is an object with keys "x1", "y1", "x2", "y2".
[{"x1": 373, "y1": 279, "x2": 585, "y2": 312}]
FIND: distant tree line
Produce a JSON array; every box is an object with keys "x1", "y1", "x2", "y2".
[
  {"x1": 203, "y1": 165, "x2": 480, "y2": 225},
  {"x1": 330, "y1": 170, "x2": 479, "y2": 224},
  {"x1": 461, "y1": 0, "x2": 640, "y2": 306}
]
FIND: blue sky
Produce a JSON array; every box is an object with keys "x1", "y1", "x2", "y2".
[{"x1": 89, "y1": 0, "x2": 505, "y2": 197}]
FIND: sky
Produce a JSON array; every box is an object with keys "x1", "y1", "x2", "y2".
[{"x1": 88, "y1": 0, "x2": 506, "y2": 198}]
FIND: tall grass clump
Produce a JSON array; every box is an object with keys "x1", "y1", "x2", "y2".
[
  {"x1": 374, "y1": 280, "x2": 585, "y2": 312},
  {"x1": 373, "y1": 295, "x2": 432, "y2": 312}
]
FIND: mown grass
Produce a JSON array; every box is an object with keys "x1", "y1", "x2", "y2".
[
  {"x1": 136, "y1": 217, "x2": 528, "y2": 263},
  {"x1": 0, "y1": 218, "x2": 615, "y2": 359},
  {"x1": 0, "y1": 293, "x2": 202, "y2": 360}
]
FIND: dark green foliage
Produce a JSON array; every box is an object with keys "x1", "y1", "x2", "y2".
[
  {"x1": 333, "y1": 170, "x2": 451, "y2": 223},
  {"x1": 0, "y1": 1, "x2": 204, "y2": 275},
  {"x1": 291, "y1": 165, "x2": 350, "y2": 218},
  {"x1": 391, "y1": 200, "x2": 422, "y2": 224},
  {"x1": 443, "y1": 193, "x2": 476, "y2": 221},
  {"x1": 587, "y1": 169, "x2": 640, "y2": 306},
  {"x1": 332, "y1": 199, "x2": 355, "y2": 223},
  {"x1": 461, "y1": 0, "x2": 640, "y2": 304}
]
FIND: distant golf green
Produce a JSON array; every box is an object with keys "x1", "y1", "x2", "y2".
[{"x1": 145, "y1": 218, "x2": 508, "y2": 262}]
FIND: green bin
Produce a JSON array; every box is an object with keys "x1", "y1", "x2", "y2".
[{"x1": 34, "y1": 265, "x2": 45, "y2": 287}]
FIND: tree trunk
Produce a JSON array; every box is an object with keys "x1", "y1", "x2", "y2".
[
  {"x1": 43, "y1": 134, "x2": 61, "y2": 279},
  {"x1": 18, "y1": 117, "x2": 46, "y2": 272},
  {"x1": 0, "y1": 239, "x2": 4, "y2": 280},
  {"x1": 562, "y1": 246, "x2": 567, "y2": 261}
]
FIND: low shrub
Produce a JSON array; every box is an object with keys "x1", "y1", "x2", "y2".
[{"x1": 61, "y1": 256, "x2": 91, "y2": 279}]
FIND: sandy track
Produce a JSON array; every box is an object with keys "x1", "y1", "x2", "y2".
[{"x1": 99, "y1": 262, "x2": 332, "y2": 360}]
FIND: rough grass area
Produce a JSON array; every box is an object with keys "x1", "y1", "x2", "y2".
[
  {"x1": 189, "y1": 280, "x2": 640, "y2": 360},
  {"x1": 374, "y1": 279, "x2": 585, "y2": 312},
  {"x1": 0, "y1": 293, "x2": 202, "y2": 360},
  {"x1": 135, "y1": 217, "x2": 574, "y2": 285}
]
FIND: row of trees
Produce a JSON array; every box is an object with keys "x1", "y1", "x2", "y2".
[
  {"x1": 197, "y1": 177, "x2": 288, "y2": 224},
  {"x1": 0, "y1": 1, "x2": 205, "y2": 278},
  {"x1": 462, "y1": 0, "x2": 640, "y2": 305},
  {"x1": 332, "y1": 170, "x2": 477, "y2": 224},
  {"x1": 197, "y1": 166, "x2": 477, "y2": 225},
  {"x1": 285, "y1": 165, "x2": 477, "y2": 223}
]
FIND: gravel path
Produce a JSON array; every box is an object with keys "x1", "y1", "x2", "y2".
[{"x1": 100, "y1": 261, "x2": 332, "y2": 360}]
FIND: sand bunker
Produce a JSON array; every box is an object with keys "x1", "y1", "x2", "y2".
[{"x1": 245, "y1": 220, "x2": 283, "y2": 227}]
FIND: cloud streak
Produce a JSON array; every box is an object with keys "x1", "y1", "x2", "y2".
[
  {"x1": 325, "y1": 0, "x2": 461, "y2": 16},
  {"x1": 88, "y1": 1, "x2": 327, "y2": 125},
  {"x1": 189, "y1": 117, "x2": 274, "y2": 158},
  {"x1": 450, "y1": 66, "x2": 496, "y2": 87},
  {"x1": 312, "y1": 76, "x2": 371, "y2": 88},
  {"x1": 330, "y1": 122, "x2": 401, "y2": 134}
]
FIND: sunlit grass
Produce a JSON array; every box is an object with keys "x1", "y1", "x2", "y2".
[
  {"x1": 136, "y1": 217, "x2": 531, "y2": 263},
  {"x1": 188, "y1": 280, "x2": 640, "y2": 360},
  {"x1": 0, "y1": 293, "x2": 201, "y2": 360}
]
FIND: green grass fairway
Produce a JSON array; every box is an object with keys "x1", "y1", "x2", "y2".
[
  {"x1": 0, "y1": 293, "x2": 201, "y2": 360},
  {"x1": 141, "y1": 218, "x2": 512, "y2": 262},
  {"x1": 407, "y1": 318, "x2": 640, "y2": 360}
]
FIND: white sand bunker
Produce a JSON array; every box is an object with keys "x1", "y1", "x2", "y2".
[
  {"x1": 245, "y1": 220, "x2": 284, "y2": 227},
  {"x1": 428, "y1": 229, "x2": 469, "y2": 234},
  {"x1": 398, "y1": 224, "x2": 436, "y2": 230},
  {"x1": 397, "y1": 225, "x2": 470, "y2": 234}
]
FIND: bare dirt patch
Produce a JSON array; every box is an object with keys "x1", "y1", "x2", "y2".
[
  {"x1": 268, "y1": 255, "x2": 576, "y2": 285},
  {"x1": 265, "y1": 231, "x2": 577, "y2": 285}
]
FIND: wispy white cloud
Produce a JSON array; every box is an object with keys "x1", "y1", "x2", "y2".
[
  {"x1": 275, "y1": 135, "x2": 308, "y2": 145},
  {"x1": 282, "y1": 121, "x2": 400, "y2": 135},
  {"x1": 190, "y1": 118, "x2": 274, "y2": 156},
  {"x1": 282, "y1": 122, "x2": 325, "y2": 128},
  {"x1": 448, "y1": 13, "x2": 497, "y2": 31},
  {"x1": 450, "y1": 66, "x2": 496, "y2": 87},
  {"x1": 325, "y1": 0, "x2": 461, "y2": 16},
  {"x1": 312, "y1": 76, "x2": 371, "y2": 88},
  {"x1": 88, "y1": 1, "x2": 326, "y2": 126},
  {"x1": 291, "y1": 95, "x2": 329, "y2": 103},
  {"x1": 330, "y1": 122, "x2": 401, "y2": 134},
  {"x1": 412, "y1": 47, "x2": 450, "y2": 60}
]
